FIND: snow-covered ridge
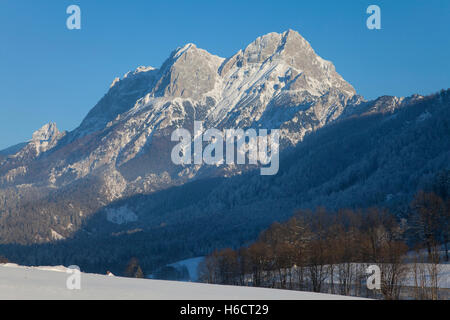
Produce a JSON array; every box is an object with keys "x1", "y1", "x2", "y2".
[
  {"x1": 1, "y1": 30, "x2": 359, "y2": 185},
  {"x1": 76, "y1": 29, "x2": 356, "y2": 137}
]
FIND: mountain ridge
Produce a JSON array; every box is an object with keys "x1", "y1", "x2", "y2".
[{"x1": 0, "y1": 30, "x2": 359, "y2": 192}]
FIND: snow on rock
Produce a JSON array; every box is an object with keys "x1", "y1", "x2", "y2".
[
  {"x1": 101, "y1": 169, "x2": 128, "y2": 201},
  {"x1": 1, "y1": 263, "x2": 68, "y2": 272},
  {"x1": 106, "y1": 206, "x2": 138, "y2": 225},
  {"x1": 50, "y1": 229, "x2": 65, "y2": 241},
  {"x1": 30, "y1": 122, "x2": 66, "y2": 156},
  {"x1": 110, "y1": 77, "x2": 120, "y2": 88}
]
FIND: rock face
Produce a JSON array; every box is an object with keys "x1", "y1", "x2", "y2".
[
  {"x1": 0, "y1": 30, "x2": 362, "y2": 243},
  {"x1": 31, "y1": 122, "x2": 65, "y2": 156}
]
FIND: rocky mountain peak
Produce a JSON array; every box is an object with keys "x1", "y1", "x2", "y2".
[
  {"x1": 151, "y1": 42, "x2": 224, "y2": 100},
  {"x1": 0, "y1": 122, "x2": 66, "y2": 160},
  {"x1": 31, "y1": 122, "x2": 60, "y2": 142},
  {"x1": 218, "y1": 30, "x2": 355, "y2": 98},
  {"x1": 240, "y1": 29, "x2": 311, "y2": 64},
  {"x1": 172, "y1": 43, "x2": 198, "y2": 58}
]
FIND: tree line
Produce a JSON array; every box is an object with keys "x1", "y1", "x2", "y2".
[{"x1": 199, "y1": 191, "x2": 449, "y2": 300}]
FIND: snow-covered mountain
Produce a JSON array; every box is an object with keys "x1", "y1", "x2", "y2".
[
  {"x1": 62, "y1": 29, "x2": 359, "y2": 192},
  {"x1": 0, "y1": 29, "x2": 366, "y2": 244}
]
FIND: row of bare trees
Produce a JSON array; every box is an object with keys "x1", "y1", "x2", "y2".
[
  {"x1": 410, "y1": 191, "x2": 449, "y2": 261},
  {"x1": 199, "y1": 191, "x2": 449, "y2": 299}
]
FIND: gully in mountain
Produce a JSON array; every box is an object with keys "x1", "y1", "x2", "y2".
[{"x1": 171, "y1": 121, "x2": 280, "y2": 175}]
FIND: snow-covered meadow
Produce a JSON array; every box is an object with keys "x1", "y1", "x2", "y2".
[{"x1": 0, "y1": 263, "x2": 362, "y2": 300}]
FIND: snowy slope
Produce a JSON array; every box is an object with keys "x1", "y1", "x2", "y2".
[{"x1": 0, "y1": 264, "x2": 362, "y2": 300}]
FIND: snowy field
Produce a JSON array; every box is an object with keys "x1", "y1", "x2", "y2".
[{"x1": 0, "y1": 264, "x2": 363, "y2": 300}]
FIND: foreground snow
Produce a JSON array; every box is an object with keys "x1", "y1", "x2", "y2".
[{"x1": 0, "y1": 264, "x2": 363, "y2": 300}]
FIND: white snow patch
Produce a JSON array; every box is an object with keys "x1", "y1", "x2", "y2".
[
  {"x1": 50, "y1": 229, "x2": 65, "y2": 241},
  {"x1": 416, "y1": 111, "x2": 432, "y2": 122},
  {"x1": 106, "y1": 206, "x2": 138, "y2": 225}
]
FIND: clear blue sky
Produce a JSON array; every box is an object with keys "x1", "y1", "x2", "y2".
[{"x1": 0, "y1": 0, "x2": 449, "y2": 149}]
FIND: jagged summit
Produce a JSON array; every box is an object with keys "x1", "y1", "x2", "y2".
[
  {"x1": 31, "y1": 122, "x2": 60, "y2": 142},
  {"x1": 240, "y1": 29, "x2": 312, "y2": 63},
  {"x1": 29, "y1": 122, "x2": 65, "y2": 156},
  {"x1": 110, "y1": 29, "x2": 354, "y2": 100},
  {"x1": 74, "y1": 29, "x2": 357, "y2": 139},
  {"x1": 173, "y1": 43, "x2": 198, "y2": 56},
  {"x1": 0, "y1": 122, "x2": 66, "y2": 161},
  {"x1": 152, "y1": 42, "x2": 224, "y2": 100}
]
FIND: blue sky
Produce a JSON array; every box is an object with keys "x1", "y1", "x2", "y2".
[{"x1": 0, "y1": 0, "x2": 449, "y2": 149}]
